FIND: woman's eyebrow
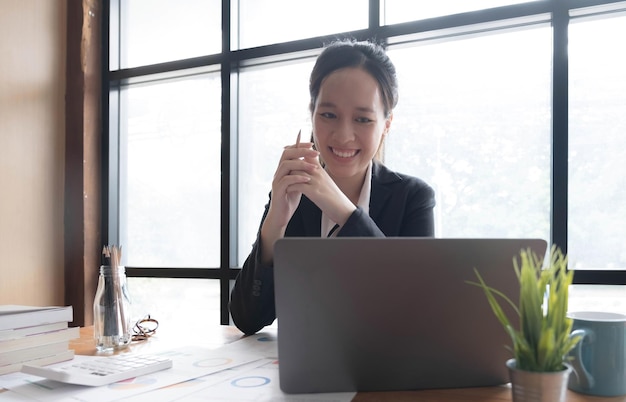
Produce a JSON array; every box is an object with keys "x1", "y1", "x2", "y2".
[{"x1": 318, "y1": 102, "x2": 375, "y2": 114}]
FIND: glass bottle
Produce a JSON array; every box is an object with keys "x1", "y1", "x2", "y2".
[{"x1": 93, "y1": 265, "x2": 132, "y2": 352}]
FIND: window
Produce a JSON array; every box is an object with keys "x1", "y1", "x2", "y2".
[
  {"x1": 117, "y1": 0, "x2": 221, "y2": 69},
  {"x1": 235, "y1": 0, "x2": 367, "y2": 49},
  {"x1": 237, "y1": 60, "x2": 314, "y2": 265},
  {"x1": 381, "y1": 0, "x2": 542, "y2": 23},
  {"x1": 568, "y1": 12, "x2": 626, "y2": 271},
  {"x1": 105, "y1": 1, "x2": 626, "y2": 325},
  {"x1": 119, "y1": 74, "x2": 222, "y2": 268},
  {"x1": 386, "y1": 26, "x2": 552, "y2": 239}
]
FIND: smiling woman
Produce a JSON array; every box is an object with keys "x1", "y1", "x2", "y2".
[{"x1": 229, "y1": 40, "x2": 436, "y2": 335}]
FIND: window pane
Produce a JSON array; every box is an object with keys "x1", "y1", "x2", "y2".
[
  {"x1": 382, "y1": 0, "x2": 541, "y2": 24},
  {"x1": 237, "y1": 60, "x2": 315, "y2": 265},
  {"x1": 386, "y1": 27, "x2": 551, "y2": 239},
  {"x1": 120, "y1": 74, "x2": 221, "y2": 267},
  {"x1": 569, "y1": 15, "x2": 626, "y2": 270},
  {"x1": 236, "y1": 0, "x2": 367, "y2": 50},
  {"x1": 119, "y1": 0, "x2": 221, "y2": 69},
  {"x1": 128, "y1": 278, "x2": 220, "y2": 330}
]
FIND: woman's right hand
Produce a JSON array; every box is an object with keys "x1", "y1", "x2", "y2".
[
  {"x1": 259, "y1": 133, "x2": 319, "y2": 263},
  {"x1": 269, "y1": 134, "x2": 319, "y2": 226}
]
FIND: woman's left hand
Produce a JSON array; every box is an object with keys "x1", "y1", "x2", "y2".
[{"x1": 287, "y1": 154, "x2": 357, "y2": 228}]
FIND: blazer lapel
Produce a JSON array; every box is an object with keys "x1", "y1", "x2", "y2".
[{"x1": 369, "y1": 162, "x2": 402, "y2": 222}]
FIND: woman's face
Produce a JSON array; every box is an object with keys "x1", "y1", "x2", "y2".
[{"x1": 312, "y1": 67, "x2": 392, "y2": 182}]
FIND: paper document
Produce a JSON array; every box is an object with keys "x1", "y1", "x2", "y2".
[
  {"x1": 1, "y1": 328, "x2": 354, "y2": 402},
  {"x1": 3, "y1": 343, "x2": 265, "y2": 402}
]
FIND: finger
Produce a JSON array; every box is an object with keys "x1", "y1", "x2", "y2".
[
  {"x1": 273, "y1": 160, "x2": 318, "y2": 182},
  {"x1": 285, "y1": 181, "x2": 314, "y2": 195},
  {"x1": 277, "y1": 174, "x2": 311, "y2": 194},
  {"x1": 281, "y1": 147, "x2": 319, "y2": 165},
  {"x1": 276, "y1": 157, "x2": 318, "y2": 174},
  {"x1": 284, "y1": 141, "x2": 316, "y2": 151}
]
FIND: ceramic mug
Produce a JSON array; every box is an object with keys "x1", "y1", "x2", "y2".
[{"x1": 567, "y1": 311, "x2": 626, "y2": 397}]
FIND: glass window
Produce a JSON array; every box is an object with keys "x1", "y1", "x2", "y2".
[
  {"x1": 236, "y1": 60, "x2": 315, "y2": 265},
  {"x1": 385, "y1": 26, "x2": 552, "y2": 240},
  {"x1": 119, "y1": 73, "x2": 221, "y2": 267},
  {"x1": 569, "y1": 14, "x2": 626, "y2": 270},
  {"x1": 382, "y1": 0, "x2": 541, "y2": 24},
  {"x1": 128, "y1": 278, "x2": 220, "y2": 325},
  {"x1": 119, "y1": 0, "x2": 221, "y2": 69},
  {"x1": 235, "y1": 0, "x2": 367, "y2": 50},
  {"x1": 107, "y1": 1, "x2": 626, "y2": 326}
]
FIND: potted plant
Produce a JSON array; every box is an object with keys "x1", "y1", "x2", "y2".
[{"x1": 469, "y1": 245, "x2": 581, "y2": 402}]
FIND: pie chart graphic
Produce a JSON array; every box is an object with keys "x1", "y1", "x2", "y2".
[{"x1": 230, "y1": 376, "x2": 271, "y2": 388}]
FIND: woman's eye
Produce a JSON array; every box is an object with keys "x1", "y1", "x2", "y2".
[
  {"x1": 320, "y1": 112, "x2": 336, "y2": 119},
  {"x1": 356, "y1": 117, "x2": 373, "y2": 123}
]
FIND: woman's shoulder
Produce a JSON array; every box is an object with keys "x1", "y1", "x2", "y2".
[
  {"x1": 372, "y1": 161, "x2": 433, "y2": 191},
  {"x1": 371, "y1": 161, "x2": 436, "y2": 212}
]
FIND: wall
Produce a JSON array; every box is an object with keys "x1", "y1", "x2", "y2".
[{"x1": 0, "y1": 1, "x2": 66, "y2": 305}]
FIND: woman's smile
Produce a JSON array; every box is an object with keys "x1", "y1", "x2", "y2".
[{"x1": 330, "y1": 147, "x2": 360, "y2": 159}]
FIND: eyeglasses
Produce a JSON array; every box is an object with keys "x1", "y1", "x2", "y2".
[{"x1": 131, "y1": 315, "x2": 159, "y2": 342}]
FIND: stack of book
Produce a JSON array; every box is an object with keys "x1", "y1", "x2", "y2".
[{"x1": 0, "y1": 305, "x2": 79, "y2": 375}]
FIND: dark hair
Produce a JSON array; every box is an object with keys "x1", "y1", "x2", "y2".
[{"x1": 309, "y1": 39, "x2": 398, "y2": 118}]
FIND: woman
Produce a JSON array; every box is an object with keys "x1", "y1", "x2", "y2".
[{"x1": 230, "y1": 39, "x2": 435, "y2": 335}]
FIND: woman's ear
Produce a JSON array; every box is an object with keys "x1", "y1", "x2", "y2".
[
  {"x1": 374, "y1": 113, "x2": 393, "y2": 162},
  {"x1": 384, "y1": 112, "x2": 394, "y2": 136}
]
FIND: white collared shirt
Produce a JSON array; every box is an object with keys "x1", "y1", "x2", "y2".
[{"x1": 321, "y1": 162, "x2": 372, "y2": 237}]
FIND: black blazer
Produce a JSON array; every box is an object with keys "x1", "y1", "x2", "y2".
[{"x1": 229, "y1": 162, "x2": 435, "y2": 334}]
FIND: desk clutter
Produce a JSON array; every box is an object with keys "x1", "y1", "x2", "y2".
[
  {"x1": 0, "y1": 305, "x2": 78, "y2": 375},
  {"x1": 0, "y1": 328, "x2": 355, "y2": 402}
]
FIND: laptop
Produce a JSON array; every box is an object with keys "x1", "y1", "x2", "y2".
[{"x1": 273, "y1": 237, "x2": 547, "y2": 394}]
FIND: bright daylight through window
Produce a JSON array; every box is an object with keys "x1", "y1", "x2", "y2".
[{"x1": 106, "y1": 0, "x2": 626, "y2": 324}]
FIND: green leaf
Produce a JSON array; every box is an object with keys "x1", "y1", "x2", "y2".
[{"x1": 470, "y1": 245, "x2": 581, "y2": 372}]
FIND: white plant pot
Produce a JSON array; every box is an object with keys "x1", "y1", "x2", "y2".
[{"x1": 506, "y1": 358, "x2": 572, "y2": 402}]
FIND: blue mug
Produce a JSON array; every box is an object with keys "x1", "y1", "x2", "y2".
[{"x1": 567, "y1": 311, "x2": 626, "y2": 397}]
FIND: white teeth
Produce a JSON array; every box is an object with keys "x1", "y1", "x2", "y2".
[{"x1": 332, "y1": 148, "x2": 357, "y2": 158}]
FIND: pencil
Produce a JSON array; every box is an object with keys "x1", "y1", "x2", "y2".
[{"x1": 296, "y1": 130, "x2": 301, "y2": 148}]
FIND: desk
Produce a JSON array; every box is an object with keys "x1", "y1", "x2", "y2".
[{"x1": 69, "y1": 326, "x2": 626, "y2": 402}]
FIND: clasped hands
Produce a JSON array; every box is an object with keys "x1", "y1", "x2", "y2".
[{"x1": 268, "y1": 131, "x2": 356, "y2": 230}]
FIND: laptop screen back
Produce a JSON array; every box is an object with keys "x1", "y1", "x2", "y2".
[{"x1": 273, "y1": 237, "x2": 547, "y2": 393}]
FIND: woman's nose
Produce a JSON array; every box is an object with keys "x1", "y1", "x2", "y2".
[{"x1": 333, "y1": 119, "x2": 355, "y2": 143}]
